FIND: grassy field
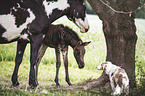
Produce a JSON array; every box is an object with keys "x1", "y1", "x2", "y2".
[{"x1": 0, "y1": 15, "x2": 145, "y2": 96}]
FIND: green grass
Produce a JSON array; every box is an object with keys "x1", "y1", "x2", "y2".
[{"x1": 0, "y1": 15, "x2": 145, "y2": 95}]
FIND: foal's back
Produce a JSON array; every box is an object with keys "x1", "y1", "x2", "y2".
[
  {"x1": 42, "y1": 25, "x2": 62, "y2": 48},
  {"x1": 42, "y1": 24, "x2": 80, "y2": 48}
]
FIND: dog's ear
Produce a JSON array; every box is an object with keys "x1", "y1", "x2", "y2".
[{"x1": 102, "y1": 64, "x2": 107, "y2": 70}]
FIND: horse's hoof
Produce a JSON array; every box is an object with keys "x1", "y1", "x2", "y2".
[
  {"x1": 12, "y1": 83, "x2": 20, "y2": 87},
  {"x1": 12, "y1": 81, "x2": 20, "y2": 87}
]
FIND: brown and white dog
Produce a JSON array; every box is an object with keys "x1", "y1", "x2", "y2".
[{"x1": 97, "y1": 61, "x2": 129, "y2": 95}]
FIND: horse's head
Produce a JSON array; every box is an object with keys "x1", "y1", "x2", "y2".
[
  {"x1": 73, "y1": 41, "x2": 91, "y2": 69},
  {"x1": 41, "y1": 0, "x2": 89, "y2": 33},
  {"x1": 67, "y1": 0, "x2": 89, "y2": 33}
]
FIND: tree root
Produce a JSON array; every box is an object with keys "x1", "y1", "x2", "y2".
[{"x1": 83, "y1": 72, "x2": 110, "y2": 90}]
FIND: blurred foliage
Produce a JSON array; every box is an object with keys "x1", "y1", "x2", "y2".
[
  {"x1": 136, "y1": 0, "x2": 145, "y2": 19},
  {"x1": 85, "y1": 0, "x2": 96, "y2": 14}
]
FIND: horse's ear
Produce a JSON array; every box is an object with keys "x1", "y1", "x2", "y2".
[{"x1": 82, "y1": 41, "x2": 91, "y2": 46}]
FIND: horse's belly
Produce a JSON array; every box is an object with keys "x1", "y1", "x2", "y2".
[{"x1": 0, "y1": 9, "x2": 35, "y2": 42}]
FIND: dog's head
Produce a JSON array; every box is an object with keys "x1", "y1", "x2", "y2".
[{"x1": 96, "y1": 61, "x2": 112, "y2": 71}]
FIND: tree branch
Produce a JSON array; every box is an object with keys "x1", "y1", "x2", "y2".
[{"x1": 99, "y1": 0, "x2": 145, "y2": 14}]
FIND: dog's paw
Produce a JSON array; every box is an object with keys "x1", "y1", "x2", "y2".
[
  {"x1": 111, "y1": 92, "x2": 121, "y2": 96},
  {"x1": 83, "y1": 85, "x2": 89, "y2": 90}
]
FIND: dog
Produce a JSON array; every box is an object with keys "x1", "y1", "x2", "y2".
[{"x1": 97, "y1": 61, "x2": 129, "y2": 95}]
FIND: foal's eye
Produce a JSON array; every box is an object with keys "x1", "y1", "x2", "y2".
[{"x1": 77, "y1": 50, "x2": 80, "y2": 55}]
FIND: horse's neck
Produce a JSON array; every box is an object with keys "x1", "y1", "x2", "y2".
[
  {"x1": 42, "y1": 0, "x2": 69, "y2": 17},
  {"x1": 34, "y1": 0, "x2": 70, "y2": 25},
  {"x1": 35, "y1": 0, "x2": 43, "y2": 4}
]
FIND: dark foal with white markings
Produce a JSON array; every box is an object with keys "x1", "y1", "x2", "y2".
[
  {"x1": 36, "y1": 24, "x2": 90, "y2": 87},
  {"x1": 0, "y1": 0, "x2": 89, "y2": 88}
]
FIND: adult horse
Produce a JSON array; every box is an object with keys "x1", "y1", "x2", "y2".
[{"x1": 0, "y1": 0, "x2": 89, "y2": 88}]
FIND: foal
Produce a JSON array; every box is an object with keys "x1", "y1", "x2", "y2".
[{"x1": 36, "y1": 24, "x2": 90, "y2": 87}]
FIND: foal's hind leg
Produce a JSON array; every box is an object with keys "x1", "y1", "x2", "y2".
[
  {"x1": 62, "y1": 47, "x2": 72, "y2": 86},
  {"x1": 54, "y1": 45, "x2": 61, "y2": 87},
  {"x1": 36, "y1": 44, "x2": 48, "y2": 85},
  {"x1": 11, "y1": 40, "x2": 27, "y2": 87}
]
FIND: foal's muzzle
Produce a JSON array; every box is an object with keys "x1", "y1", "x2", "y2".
[{"x1": 78, "y1": 62, "x2": 84, "y2": 69}]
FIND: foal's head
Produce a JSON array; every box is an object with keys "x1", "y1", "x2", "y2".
[
  {"x1": 66, "y1": 0, "x2": 89, "y2": 33},
  {"x1": 73, "y1": 41, "x2": 91, "y2": 68}
]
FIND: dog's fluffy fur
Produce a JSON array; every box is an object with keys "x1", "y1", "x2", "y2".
[{"x1": 97, "y1": 61, "x2": 129, "y2": 95}]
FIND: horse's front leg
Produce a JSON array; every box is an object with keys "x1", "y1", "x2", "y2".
[
  {"x1": 35, "y1": 44, "x2": 48, "y2": 85},
  {"x1": 62, "y1": 47, "x2": 72, "y2": 86},
  {"x1": 11, "y1": 39, "x2": 28, "y2": 87},
  {"x1": 29, "y1": 33, "x2": 43, "y2": 88},
  {"x1": 54, "y1": 45, "x2": 61, "y2": 88}
]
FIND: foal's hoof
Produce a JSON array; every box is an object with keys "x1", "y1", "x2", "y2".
[
  {"x1": 68, "y1": 83, "x2": 73, "y2": 86},
  {"x1": 69, "y1": 84, "x2": 74, "y2": 87},
  {"x1": 29, "y1": 82, "x2": 38, "y2": 89},
  {"x1": 29, "y1": 84, "x2": 38, "y2": 89},
  {"x1": 56, "y1": 85, "x2": 61, "y2": 88}
]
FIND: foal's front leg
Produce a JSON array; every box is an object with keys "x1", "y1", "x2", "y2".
[
  {"x1": 54, "y1": 45, "x2": 61, "y2": 88},
  {"x1": 62, "y1": 48, "x2": 72, "y2": 86}
]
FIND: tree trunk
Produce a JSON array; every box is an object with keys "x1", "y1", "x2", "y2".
[{"x1": 86, "y1": 0, "x2": 140, "y2": 89}]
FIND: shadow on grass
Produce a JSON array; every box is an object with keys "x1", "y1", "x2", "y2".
[{"x1": 0, "y1": 77, "x2": 145, "y2": 96}]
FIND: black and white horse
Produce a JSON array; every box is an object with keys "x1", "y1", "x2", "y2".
[
  {"x1": 0, "y1": 0, "x2": 89, "y2": 88},
  {"x1": 36, "y1": 24, "x2": 91, "y2": 87}
]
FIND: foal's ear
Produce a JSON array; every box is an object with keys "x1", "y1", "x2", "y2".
[
  {"x1": 76, "y1": 41, "x2": 82, "y2": 46},
  {"x1": 82, "y1": 41, "x2": 91, "y2": 46}
]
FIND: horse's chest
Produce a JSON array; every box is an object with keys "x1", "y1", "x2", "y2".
[{"x1": 0, "y1": 8, "x2": 35, "y2": 42}]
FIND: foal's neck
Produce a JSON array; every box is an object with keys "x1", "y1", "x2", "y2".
[
  {"x1": 59, "y1": 26, "x2": 81, "y2": 49},
  {"x1": 69, "y1": 38, "x2": 80, "y2": 49},
  {"x1": 66, "y1": 32, "x2": 81, "y2": 49}
]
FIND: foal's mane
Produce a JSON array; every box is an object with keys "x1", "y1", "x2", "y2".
[{"x1": 59, "y1": 24, "x2": 82, "y2": 42}]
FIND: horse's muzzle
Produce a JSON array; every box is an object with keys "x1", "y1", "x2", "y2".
[{"x1": 80, "y1": 26, "x2": 89, "y2": 33}]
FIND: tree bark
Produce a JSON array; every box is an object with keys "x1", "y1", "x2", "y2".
[{"x1": 86, "y1": 0, "x2": 140, "y2": 89}]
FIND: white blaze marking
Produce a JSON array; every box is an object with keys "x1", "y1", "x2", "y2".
[
  {"x1": 43, "y1": 0, "x2": 70, "y2": 17},
  {"x1": 0, "y1": 9, "x2": 35, "y2": 41},
  {"x1": 75, "y1": 17, "x2": 89, "y2": 32}
]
